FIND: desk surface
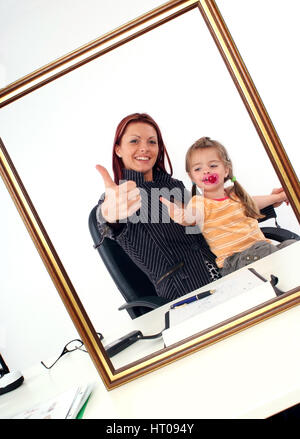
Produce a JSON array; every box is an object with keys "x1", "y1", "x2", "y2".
[
  {"x1": 1, "y1": 243, "x2": 299, "y2": 419},
  {"x1": 105, "y1": 242, "x2": 300, "y2": 370}
]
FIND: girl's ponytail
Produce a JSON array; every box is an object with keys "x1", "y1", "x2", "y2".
[
  {"x1": 192, "y1": 183, "x2": 197, "y2": 197},
  {"x1": 227, "y1": 177, "x2": 264, "y2": 219}
]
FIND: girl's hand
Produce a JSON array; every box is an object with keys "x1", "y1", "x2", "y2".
[
  {"x1": 160, "y1": 197, "x2": 203, "y2": 226},
  {"x1": 271, "y1": 187, "x2": 289, "y2": 207},
  {"x1": 96, "y1": 165, "x2": 141, "y2": 222},
  {"x1": 160, "y1": 197, "x2": 188, "y2": 225}
]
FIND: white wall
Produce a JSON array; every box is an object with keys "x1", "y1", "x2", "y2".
[{"x1": 0, "y1": 0, "x2": 299, "y2": 372}]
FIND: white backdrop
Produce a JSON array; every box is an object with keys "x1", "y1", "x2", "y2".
[{"x1": 0, "y1": 0, "x2": 299, "y2": 372}]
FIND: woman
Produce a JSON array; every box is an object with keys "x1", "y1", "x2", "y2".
[{"x1": 96, "y1": 113, "x2": 221, "y2": 301}]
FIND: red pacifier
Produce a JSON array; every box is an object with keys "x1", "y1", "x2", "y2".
[{"x1": 203, "y1": 173, "x2": 218, "y2": 184}]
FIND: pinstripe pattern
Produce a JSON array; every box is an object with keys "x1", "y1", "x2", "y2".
[{"x1": 97, "y1": 170, "x2": 220, "y2": 301}]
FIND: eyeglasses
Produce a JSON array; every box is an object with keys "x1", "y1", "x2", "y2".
[{"x1": 41, "y1": 332, "x2": 103, "y2": 369}]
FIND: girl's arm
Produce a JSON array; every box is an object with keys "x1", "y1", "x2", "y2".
[{"x1": 252, "y1": 188, "x2": 289, "y2": 210}]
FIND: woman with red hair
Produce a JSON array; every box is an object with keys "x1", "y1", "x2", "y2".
[
  {"x1": 96, "y1": 113, "x2": 221, "y2": 302},
  {"x1": 111, "y1": 113, "x2": 173, "y2": 185}
]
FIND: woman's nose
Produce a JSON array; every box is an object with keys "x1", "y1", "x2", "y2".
[{"x1": 138, "y1": 141, "x2": 149, "y2": 152}]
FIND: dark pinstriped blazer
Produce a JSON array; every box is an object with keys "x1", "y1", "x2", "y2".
[{"x1": 96, "y1": 169, "x2": 219, "y2": 301}]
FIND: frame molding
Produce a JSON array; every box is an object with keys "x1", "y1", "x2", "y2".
[
  {"x1": 0, "y1": 0, "x2": 299, "y2": 390},
  {"x1": 0, "y1": 0, "x2": 198, "y2": 108},
  {"x1": 197, "y1": 1, "x2": 299, "y2": 222}
]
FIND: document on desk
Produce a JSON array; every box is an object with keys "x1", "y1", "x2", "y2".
[
  {"x1": 11, "y1": 383, "x2": 94, "y2": 419},
  {"x1": 163, "y1": 269, "x2": 276, "y2": 347}
]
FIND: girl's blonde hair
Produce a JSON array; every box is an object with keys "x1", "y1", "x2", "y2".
[{"x1": 185, "y1": 136, "x2": 264, "y2": 219}]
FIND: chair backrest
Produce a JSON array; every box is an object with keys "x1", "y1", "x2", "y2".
[
  {"x1": 88, "y1": 206, "x2": 159, "y2": 319},
  {"x1": 258, "y1": 204, "x2": 277, "y2": 223},
  {"x1": 258, "y1": 204, "x2": 278, "y2": 225}
]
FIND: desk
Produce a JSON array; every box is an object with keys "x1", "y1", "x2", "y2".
[
  {"x1": 104, "y1": 242, "x2": 300, "y2": 370},
  {"x1": 0, "y1": 244, "x2": 299, "y2": 419}
]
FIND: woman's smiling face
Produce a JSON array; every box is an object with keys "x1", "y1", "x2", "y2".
[{"x1": 115, "y1": 122, "x2": 159, "y2": 181}]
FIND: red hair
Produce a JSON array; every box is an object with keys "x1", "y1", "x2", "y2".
[{"x1": 112, "y1": 113, "x2": 173, "y2": 184}]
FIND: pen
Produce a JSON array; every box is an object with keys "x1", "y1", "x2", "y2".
[{"x1": 170, "y1": 289, "x2": 215, "y2": 309}]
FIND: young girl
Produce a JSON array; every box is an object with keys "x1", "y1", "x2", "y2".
[{"x1": 161, "y1": 136, "x2": 294, "y2": 276}]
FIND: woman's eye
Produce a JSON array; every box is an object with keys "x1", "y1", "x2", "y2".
[
  {"x1": 130, "y1": 139, "x2": 138, "y2": 144},
  {"x1": 149, "y1": 140, "x2": 157, "y2": 145}
]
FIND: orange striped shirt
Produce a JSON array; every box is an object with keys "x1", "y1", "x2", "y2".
[{"x1": 190, "y1": 195, "x2": 268, "y2": 268}]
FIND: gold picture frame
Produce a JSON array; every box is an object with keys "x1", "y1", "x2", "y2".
[{"x1": 0, "y1": 0, "x2": 299, "y2": 390}]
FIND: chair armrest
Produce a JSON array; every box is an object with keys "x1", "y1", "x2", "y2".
[
  {"x1": 261, "y1": 226, "x2": 300, "y2": 243},
  {"x1": 118, "y1": 296, "x2": 169, "y2": 312}
]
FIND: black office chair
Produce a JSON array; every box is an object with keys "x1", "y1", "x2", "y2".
[
  {"x1": 89, "y1": 204, "x2": 299, "y2": 319},
  {"x1": 88, "y1": 206, "x2": 168, "y2": 319}
]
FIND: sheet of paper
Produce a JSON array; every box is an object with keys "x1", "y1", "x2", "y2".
[
  {"x1": 163, "y1": 281, "x2": 276, "y2": 347},
  {"x1": 11, "y1": 383, "x2": 94, "y2": 419}
]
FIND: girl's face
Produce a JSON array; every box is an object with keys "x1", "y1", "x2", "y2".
[
  {"x1": 115, "y1": 122, "x2": 159, "y2": 181},
  {"x1": 188, "y1": 147, "x2": 229, "y2": 198}
]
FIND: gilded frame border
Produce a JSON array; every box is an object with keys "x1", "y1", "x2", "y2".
[{"x1": 0, "y1": 0, "x2": 299, "y2": 390}]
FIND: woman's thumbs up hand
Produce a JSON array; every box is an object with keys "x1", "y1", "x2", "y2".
[{"x1": 96, "y1": 165, "x2": 141, "y2": 222}]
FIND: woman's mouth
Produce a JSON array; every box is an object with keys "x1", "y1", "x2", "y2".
[
  {"x1": 202, "y1": 173, "x2": 218, "y2": 184},
  {"x1": 135, "y1": 156, "x2": 150, "y2": 161}
]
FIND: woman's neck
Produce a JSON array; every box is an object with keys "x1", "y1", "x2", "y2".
[{"x1": 143, "y1": 170, "x2": 153, "y2": 181}]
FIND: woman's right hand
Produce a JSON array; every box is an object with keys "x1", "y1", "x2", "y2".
[{"x1": 96, "y1": 165, "x2": 141, "y2": 223}]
